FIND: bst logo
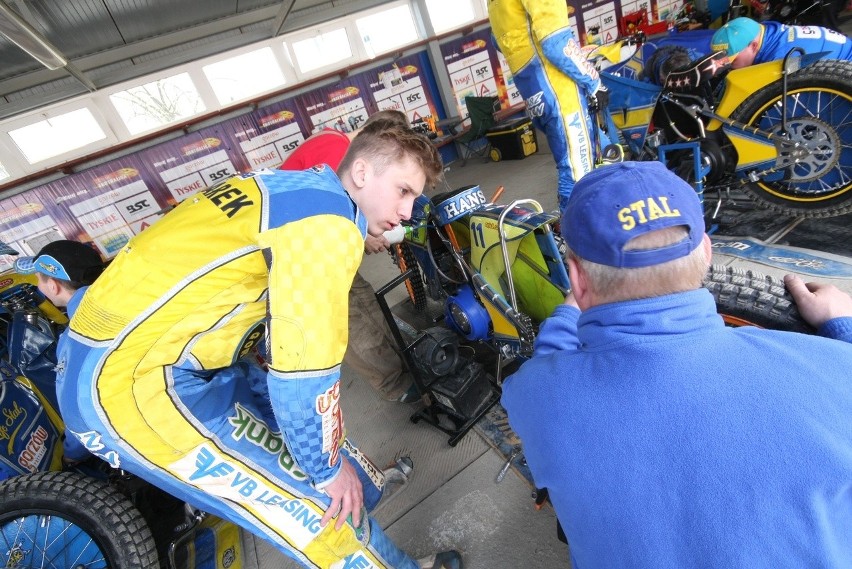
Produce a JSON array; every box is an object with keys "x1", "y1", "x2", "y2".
[
  {"x1": 125, "y1": 199, "x2": 150, "y2": 214},
  {"x1": 208, "y1": 168, "x2": 232, "y2": 182}
]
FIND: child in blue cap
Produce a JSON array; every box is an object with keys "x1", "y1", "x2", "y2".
[{"x1": 15, "y1": 239, "x2": 105, "y2": 464}]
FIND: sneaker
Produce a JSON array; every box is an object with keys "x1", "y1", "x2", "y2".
[
  {"x1": 416, "y1": 550, "x2": 463, "y2": 569},
  {"x1": 375, "y1": 456, "x2": 414, "y2": 511}
]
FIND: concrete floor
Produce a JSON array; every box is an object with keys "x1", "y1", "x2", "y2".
[{"x1": 246, "y1": 42, "x2": 852, "y2": 564}]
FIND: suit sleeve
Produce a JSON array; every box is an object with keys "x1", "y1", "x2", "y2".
[
  {"x1": 819, "y1": 317, "x2": 852, "y2": 344},
  {"x1": 532, "y1": 303, "x2": 582, "y2": 356},
  {"x1": 259, "y1": 214, "x2": 363, "y2": 488},
  {"x1": 521, "y1": 0, "x2": 601, "y2": 94}
]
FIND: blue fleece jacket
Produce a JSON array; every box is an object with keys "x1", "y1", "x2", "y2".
[{"x1": 502, "y1": 288, "x2": 852, "y2": 568}]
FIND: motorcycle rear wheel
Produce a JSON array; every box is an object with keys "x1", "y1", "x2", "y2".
[
  {"x1": 704, "y1": 265, "x2": 812, "y2": 333},
  {"x1": 395, "y1": 242, "x2": 428, "y2": 312},
  {"x1": 0, "y1": 470, "x2": 160, "y2": 569},
  {"x1": 732, "y1": 59, "x2": 852, "y2": 218}
]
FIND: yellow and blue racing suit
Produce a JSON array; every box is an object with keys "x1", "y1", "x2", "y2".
[
  {"x1": 488, "y1": 0, "x2": 606, "y2": 212},
  {"x1": 752, "y1": 21, "x2": 852, "y2": 64},
  {"x1": 57, "y1": 166, "x2": 418, "y2": 569}
]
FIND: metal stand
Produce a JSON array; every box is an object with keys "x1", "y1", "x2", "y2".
[{"x1": 374, "y1": 270, "x2": 500, "y2": 447}]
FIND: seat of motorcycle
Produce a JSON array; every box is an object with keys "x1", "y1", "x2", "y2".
[{"x1": 663, "y1": 50, "x2": 729, "y2": 95}]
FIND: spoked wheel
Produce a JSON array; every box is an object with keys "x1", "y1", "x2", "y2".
[
  {"x1": 704, "y1": 265, "x2": 812, "y2": 333},
  {"x1": 732, "y1": 59, "x2": 852, "y2": 218},
  {"x1": 0, "y1": 471, "x2": 159, "y2": 569},
  {"x1": 394, "y1": 242, "x2": 428, "y2": 312}
]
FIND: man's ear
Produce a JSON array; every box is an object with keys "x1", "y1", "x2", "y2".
[
  {"x1": 702, "y1": 233, "x2": 712, "y2": 268},
  {"x1": 349, "y1": 157, "x2": 369, "y2": 190},
  {"x1": 566, "y1": 255, "x2": 592, "y2": 310},
  {"x1": 44, "y1": 277, "x2": 63, "y2": 297}
]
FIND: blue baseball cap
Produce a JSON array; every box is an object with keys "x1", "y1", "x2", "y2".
[
  {"x1": 561, "y1": 161, "x2": 705, "y2": 268},
  {"x1": 711, "y1": 17, "x2": 761, "y2": 59},
  {"x1": 15, "y1": 240, "x2": 104, "y2": 283}
]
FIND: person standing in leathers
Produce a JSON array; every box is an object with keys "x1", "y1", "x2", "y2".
[{"x1": 488, "y1": 0, "x2": 608, "y2": 212}]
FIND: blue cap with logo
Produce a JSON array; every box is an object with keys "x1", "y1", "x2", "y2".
[
  {"x1": 711, "y1": 17, "x2": 761, "y2": 59},
  {"x1": 560, "y1": 161, "x2": 705, "y2": 268},
  {"x1": 14, "y1": 240, "x2": 104, "y2": 283}
]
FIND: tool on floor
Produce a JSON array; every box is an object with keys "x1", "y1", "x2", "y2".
[{"x1": 496, "y1": 446, "x2": 521, "y2": 483}]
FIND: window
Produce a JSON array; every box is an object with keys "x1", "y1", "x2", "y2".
[
  {"x1": 203, "y1": 47, "x2": 286, "y2": 105},
  {"x1": 110, "y1": 72, "x2": 206, "y2": 135},
  {"x1": 290, "y1": 28, "x2": 353, "y2": 74},
  {"x1": 356, "y1": 4, "x2": 419, "y2": 58},
  {"x1": 8, "y1": 108, "x2": 107, "y2": 164},
  {"x1": 425, "y1": 0, "x2": 477, "y2": 33}
]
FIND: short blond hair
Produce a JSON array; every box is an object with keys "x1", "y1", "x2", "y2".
[
  {"x1": 338, "y1": 121, "x2": 443, "y2": 189},
  {"x1": 569, "y1": 226, "x2": 707, "y2": 303}
]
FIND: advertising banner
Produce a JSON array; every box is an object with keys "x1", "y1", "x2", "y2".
[
  {"x1": 440, "y1": 29, "x2": 503, "y2": 119},
  {"x1": 0, "y1": 49, "x2": 445, "y2": 264}
]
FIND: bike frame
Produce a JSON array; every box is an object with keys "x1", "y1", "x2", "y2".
[{"x1": 399, "y1": 189, "x2": 569, "y2": 363}]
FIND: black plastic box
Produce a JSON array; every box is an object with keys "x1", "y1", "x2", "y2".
[
  {"x1": 429, "y1": 361, "x2": 495, "y2": 419},
  {"x1": 486, "y1": 117, "x2": 537, "y2": 161}
]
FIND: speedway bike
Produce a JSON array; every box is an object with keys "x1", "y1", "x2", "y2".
[
  {"x1": 0, "y1": 272, "x2": 244, "y2": 569},
  {"x1": 600, "y1": 44, "x2": 852, "y2": 219},
  {"x1": 390, "y1": 185, "x2": 810, "y2": 374}
]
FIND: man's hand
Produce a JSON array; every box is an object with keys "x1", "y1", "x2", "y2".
[
  {"x1": 364, "y1": 234, "x2": 390, "y2": 255},
  {"x1": 784, "y1": 274, "x2": 852, "y2": 328},
  {"x1": 320, "y1": 456, "x2": 364, "y2": 530},
  {"x1": 563, "y1": 291, "x2": 579, "y2": 308}
]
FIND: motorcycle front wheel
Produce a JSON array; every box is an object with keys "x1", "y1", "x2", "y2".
[
  {"x1": 0, "y1": 470, "x2": 160, "y2": 569},
  {"x1": 704, "y1": 265, "x2": 812, "y2": 333},
  {"x1": 732, "y1": 59, "x2": 852, "y2": 218}
]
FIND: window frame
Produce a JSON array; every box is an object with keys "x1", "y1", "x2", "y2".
[
  {"x1": 285, "y1": 23, "x2": 359, "y2": 80},
  {"x1": 355, "y1": 0, "x2": 421, "y2": 59},
  {"x1": 201, "y1": 45, "x2": 289, "y2": 106},
  {"x1": 3, "y1": 101, "x2": 118, "y2": 167},
  {"x1": 107, "y1": 69, "x2": 209, "y2": 137}
]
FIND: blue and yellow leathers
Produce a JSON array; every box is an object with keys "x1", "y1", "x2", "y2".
[
  {"x1": 57, "y1": 167, "x2": 418, "y2": 569},
  {"x1": 488, "y1": 0, "x2": 604, "y2": 212},
  {"x1": 753, "y1": 21, "x2": 852, "y2": 65}
]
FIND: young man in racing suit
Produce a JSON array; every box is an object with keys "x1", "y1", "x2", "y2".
[
  {"x1": 711, "y1": 16, "x2": 852, "y2": 69},
  {"x1": 503, "y1": 161, "x2": 852, "y2": 567},
  {"x1": 488, "y1": 0, "x2": 609, "y2": 212},
  {"x1": 55, "y1": 122, "x2": 462, "y2": 569},
  {"x1": 280, "y1": 110, "x2": 419, "y2": 403}
]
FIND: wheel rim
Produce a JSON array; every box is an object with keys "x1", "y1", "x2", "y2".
[
  {"x1": 749, "y1": 87, "x2": 852, "y2": 203},
  {"x1": 1, "y1": 512, "x2": 109, "y2": 569}
]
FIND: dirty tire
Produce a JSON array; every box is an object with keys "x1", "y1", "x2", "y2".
[
  {"x1": 704, "y1": 264, "x2": 812, "y2": 333},
  {"x1": 731, "y1": 59, "x2": 852, "y2": 218},
  {"x1": 0, "y1": 470, "x2": 159, "y2": 569},
  {"x1": 396, "y1": 242, "x2": 428, "y2": 312}
]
